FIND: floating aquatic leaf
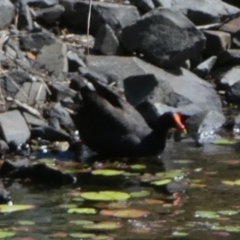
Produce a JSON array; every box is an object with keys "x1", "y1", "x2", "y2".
[
  {"x1": 83, "y1": 221, "x2": 122, "y2": 230},
  {"x1": 91, "y1": 169, "x2": 124, "y2": 176},
  {"x1": 100, "y1": 208, "x2": 150, "y2": 218},
  {"x1": 218, "y1": 210, "x2": 239, "y2": 216},
  {"x1": 151, "y1": 179, "x2": 171, "y2": 186},
  {"x1": 0, "y1": 231, "x2": 15, "y2": 238},
  {"x1": 69, "y1": 233, "x2": 96, "y2": 238},
  {"x1": 155, "y1": 169, "x2": 184, "y2": 179},
  {"x1": 172, "y1": 231, "x2": 189, "y2": 237},
  {"x1": 222, "y1": 179, "x2": 240, "y2": 186},
  {"x1": 174, "y1": 159, "x2": 193, "y2": 164},
  {"x1": 80, "y1": 191, "x2": 130, "y2": 201},
  {"x1": 59, "y1": 204, "x2": 78, "y2": 209},
  {"x1": 195, "y1": 211, "x2": 220, "y2": 219},
  {"x1": 0, "y1": 204, "x2": 35, "y2": 213},
  {"x1": 17, "y1": 220, "x2": 35, "y2": 225},
  {"x1": 213, "y1": 138, "x2": 237, "y2": 145},
  {"x1": 144, "y1": 198, "x2": 164, "y2": 205},
  {"x1": 70, "y1": 220, "x2": 94, "y2": 226},
  {"x1": 225, "y1": 225, "x2": 240, "y2": 232},
  {"x1": 130, "y1": 164, "x2": 146, "y2": 170},
  {"x1": 130, "y1": 190, "x2": 150, "y2": 198},
  {"x1": 67, "y1": 208, "x2": 97, "y2": 214},
  {"x1": 123, "y1": 172, "x2": 140, "y2": 177}
]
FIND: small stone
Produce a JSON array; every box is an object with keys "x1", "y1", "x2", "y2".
[{"x1": 0, "y1": 0, "x2": 15, "y2": 30}]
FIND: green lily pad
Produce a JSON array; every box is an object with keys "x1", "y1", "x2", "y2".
[
  {"x1": 83, "y1": 221, "x2": 122, "y2": 230},
  {"x1": 130, "y1": 164, "x2": 146, "y2": 170},
  {"x1": 67, "y1": 208, "x2": 97, "y2": 214},
  {"x1": 213, "y1": 138, "x2": 237, "y2": 145},
  {"x1": 0, "y1": 204, "x2": 35, "y2": 213},
  {"x1": 59, "y1": 204, "x2": 78, "y2": 209},
  {"x1": 130, "y1": 190, "x2": 150, "y2": 198},
  {"x1": 172, "y1": 231, "x2": 189, "y2": 237},
  {"x1": 195, "y1": 211, "x2": 220, "y2": 219},
  {"x1": 100, "y1": 208, "x2": 150, "y2": 218},
  {"x1": 225, "y1": 226, "x2": 240, "y2": 233},
  {"x1": 222, "y1": 180, "x2": 240, "y2": 186},
  {"x1": 69, "y1": 233, "x2": 96, "y2": 238},
  {"x1": 70, "y1": 220, "x2": 94, "y2": 226},
  {"x1": 218, "y1": 210, "x2": 239, "y2": 216},
  {"x1": 155, "y1": 169, "x2": 184, "y2": 179},
  {"x1": 174, "y1": 159, "x2": 193, "y2": 164},
  {"x1": 17, "y1": 220, "x2": 35, "y2": 225},
  {"x1": 0, "y1": 231, "x2": 15, "y2": 239},
  {"x1": 80, "y1": 191, "x2": 130, "y2": 201},
  {"x1": 91, "y1": 169, "x2": 124, "y2": 176},
  {"x1": 151, "y1": 179, "x2": 171, "y2": 186}
]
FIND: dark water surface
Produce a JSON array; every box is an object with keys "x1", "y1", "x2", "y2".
[{"x1": 1, "y1": 141, "x2": 240, "y2": 240}]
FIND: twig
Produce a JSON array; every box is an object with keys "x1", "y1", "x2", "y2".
[{"x1": 87, "y1": 0, "x2": 93, "y2": 55}]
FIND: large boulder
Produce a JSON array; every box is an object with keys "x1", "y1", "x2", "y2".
[
  {"x1": 156, "y1": 0, "x2": 240, "y2": 25},
  {"x1": 120, "y1": 8, "x2": 205, "y2": 68},
  {"x1": 59, "y1": 0, "x2": 140, "y2": 34},
  {"x1": 0, "y1": 0, "x2": 15, "y2": 30}
]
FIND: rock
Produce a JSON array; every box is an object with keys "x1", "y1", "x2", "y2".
[
  {"x1": 86, "y1": 55, "x2": 222, "y2": 113},
  {"x1": 129, "y1": 0, "x2": 155, "y2": 13},
  {"x1": 48, "y1": 82, "x2": 77, "y2": 102},
  {"x1": 44, "y1": 102, "x2": 74, "y2": 131},
  {"x1": 60, "y1": 0, "x2": 140, "y2": 34},
  {"x1": 93, "y1": 24, "x2": 123, "y2": 56},
  {"x1": 37, "y1": 41, "x2": 68, "y2": 78},
  {"x1": 158, "y1": 0, "x2": 240, "y2": 25},
  {"x1": 193, "y1": 56, "x2": 217, "y2": 78},
  {"x1": 225, "y1": 81, "x2": 240, "y2": 104},
  {"x1": 0, "y1": 140, "x2": 9, "y2": 154},
  {"x1": 153, "y1": 0, "x2": 171, "y2": 8},
  {"x1": 220, "y1": 16, "x2": 240, "y2": 35},
  {"x1": 20, "y1": 31, "x2": 55, "y2": 51},
  {"x1": 203, "y1": 30, "x2": 231, "y2": 57},
  {"x1": 0, "y1": 187, "x2": 11, "y2": 204},
  {"x1": 17, "y1": 1, "x2": 33, "y2": 31},
  {"x1": 120, "y1": 8, "x2": 205, "y2": 68},
  {"x1": 1, "y1": 70, "x2": 31, "y2": 97},
  {"x1": 67, "y1": 51, "x2": 86, "y2": 72},
  {"x1": 0, "y1": 110, "x2": 30, "y2": 145},
  {"x1": 217, "y1": 66, "x2": 240, "y2": 88},
  {"x1": 215, "y1": 49, "x2": 240, "y2": 68},
  {"x1": 26, "y1": 0, "x2": 58, "y2": 7},
  {"x1": 22, "y1": 112, "x2": 48, "y2": 127},
  {"x1": 15, "y1": 82, "x2": 47, "y2": 105},
  {"x1": 185, "y1": 110, "x2": 226, "y2": 144},
  {"x1": 31, "y1": 126, "x2": 70, "y2": 142},
  {"x1": 35, "y1": 4, "x2": 65, "y2": 24},
  {"x1": 0, "y1": 0, "x2": 15, "y2": 30}
]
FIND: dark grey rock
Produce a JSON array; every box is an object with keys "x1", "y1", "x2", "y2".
[
  {"x1": 86, "y1": 55, "x2": 222, "y2": 113},
  {"x1": 1, "y1": 70, "x2": 31, "y2": 97},
  {"x1": 48, "y1": 82, "x2": 77, "y2": 102},
  {"x1": 35, "y1": 4, "x2": 65, "y2": 24},
  {"x1": 60, "y1": 0, "x2": 140, "y2": 34},
  {"x1": 0, "y1": 110, "x2": 30, "y2": 145},
  {"x1": 120, "y1": 8, "x2": 205, "y2": 68},
  {"x1": 93, "y1": 24, "x2": 123, "y2": 56},
  {"x1": 185, "y1": 110, "x2": 226, "y2": 144},
  {"x1": 67, "y1": 51, "x2": 86, "y2": 72},
  {"x1": 129, "y1": 0, "x2": 155, "y2": 13},
  {"x1": 22, "y1": 112, "x2": 48, "y2": 127},
  {"x1": 17, "y1": 1, "x2": 33, "y2": 31},
  {"x1": 37, "y1": 41, "x2": 68, "y2": 78},
  {"x1": 158, "y1": 0, "x2": 240, "y2": 25},
  {"x1": 225, "y1": 81, "x2": 240, "y2": 104},
  {"x1": 153, "y1": 0, "x2": 171, "y2": 7},
  {"x1": 20, "y1": 31, "x2": 55, "y2": 51},
  {"x1": 0, "y1": 0, "x2": 15, "y2": 30},
  {"x1": 193, "y1": 56, "x2": 217, "y2": 78},
  {"x1": 31, "y1": 126, "x2": 70, "y2": 142},
  {"x1": 215, "y1": 49, "x2": 240, "y2": 68},
  {"x1": 25, "y1": 0, "x2": 58, "y2": 7},
  {"x1": 15, "y1": 82, "x2": 47, "y2": 105},
  {"x1": 203, "y1": 30, "x2": 231, "y2": 57}
]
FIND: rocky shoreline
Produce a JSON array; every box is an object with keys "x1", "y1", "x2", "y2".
[{"x1": 0, "y1": 0, "x2": 240, "y2": 193}]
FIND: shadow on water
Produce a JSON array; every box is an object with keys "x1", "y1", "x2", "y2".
[{"x1": 1, "y1": 141, "x2": 240, "y2": 239}]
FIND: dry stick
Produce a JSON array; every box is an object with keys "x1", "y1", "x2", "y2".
[{"x1": 87, "y1": 0, "x2": 93, "y2": 55}]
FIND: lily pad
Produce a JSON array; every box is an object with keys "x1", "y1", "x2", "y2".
[
  {"x1": 0, "y1": 204, "x2": 35, "y2": 213},
  {"x1": 225, "y1": 225, "x2": 240, "y2": 233},
  {"x1": 67, "y1": 208, "x2": 97, "y2": 214},
  {"x1": 0, "y1": 231, "x2": 15, "y2": 239},
  {"x1": 100, "y1": 208, "x2": 150, "y2": 218},
  {"x1": 218, "y1": 210, "x2": 239, "y2": 216},
  {"x1": 151, "y1": 179, "x2": 171, "y2": 186},
  {"x1": 69, "y1": 233, "x2": 96, "y2": 238},
  {"x1": 222, "y1": 180, "x2": 240, "y2": 186},
  {"x1": 80, "y1": 191, "x2": 130, "y2": 201},
  {"x1": 195, "y1": 211, "x2": 220, "y2": 219},
  {"x1": 172, "y1": 231, "x2": 189, "y2": 237},
  {"x1": 83, "y1": 221, "x2": 122, "y2": 230},
  {"x1": 213, "y1": 138, "x2": 237, "y2": 145},
  {"x1": 155, "y1": 169, "x2": 184, "y2": 179},
  {"x1": 130, "y1": 164, "x2": 146, "y2": 170},
  {"x1": 70, "y1": 220, "x2": 94, "y2": 226},
  {"x1": 130, "y1": 190, "x2": 150, "y2": 198},
  {"x1": 91, "y1": 169, "x2": 124, "y2": 176},
  {"x1": 17, "y1": 220, "x2": 35, "y2": 225}
]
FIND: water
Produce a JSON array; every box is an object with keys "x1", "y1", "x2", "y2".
[{"x1": 1, "y1": 141, "x2": 240, "y2": 239}]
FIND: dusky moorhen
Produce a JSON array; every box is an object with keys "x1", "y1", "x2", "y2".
[{"x1": 70, "y1": 77, "x2": 186, "y2": 158}]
